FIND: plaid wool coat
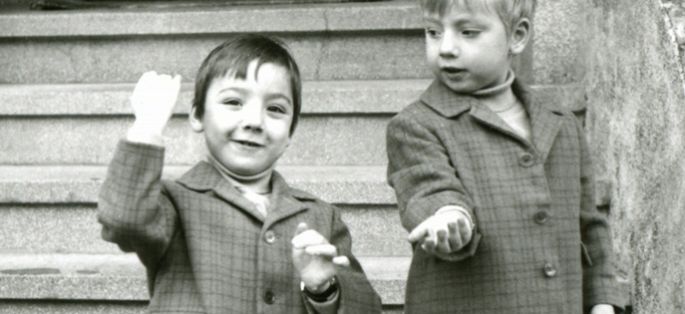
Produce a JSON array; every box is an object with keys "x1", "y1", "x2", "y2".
[
  {"x1": 98, "y1": 141, "x2": 382, "y2": 314},
  {"x1": 386, "y1": 79, "x2": 625, "y2": 314}
]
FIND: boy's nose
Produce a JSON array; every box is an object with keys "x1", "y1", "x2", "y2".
[
  {"x1": 241, "y1": 103, "x2": 264, "y2": 131},
  {"x1": 438, "y1": 35, "x2": 459, "y2": 58}
]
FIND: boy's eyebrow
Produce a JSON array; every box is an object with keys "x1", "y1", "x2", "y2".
[
  {"x1": 218, "y1": 86, "x2": 248, "y2": 95},
  {"x1": 422, "y1": 15, "x2": 441, "y2": 24},
  {"x1": 265, "y1": 93, "x2": 293, "y2": 105},
  {"x1": 422, "y1": 15, "x2": 485, "y2": 28},
  {"x1": 217, "y1": 86, "x2": 292, "y2": 105}
]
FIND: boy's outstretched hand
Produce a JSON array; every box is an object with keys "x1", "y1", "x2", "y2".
[
  {"x1": 408, "y1": 209, "x2": 473, "y2": 257},
  {"x1": 292, "y1": 222, "x2": 349, "y2": 293},
  {"x1": 590, "y1": 304, "x2": 616, "y2": 314},
  {"x1": 127, "y1": 71, "x2": 182, "y2": 145}
]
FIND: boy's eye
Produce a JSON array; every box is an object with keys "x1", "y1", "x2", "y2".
[
  {"x1": 267, "y1": 104, "x2": 288, "y2": 114},
  {"x1": 461, "y1": 29, "x2": 481, "y2": 37},
  {"x1": 222, "y1": 98, "x2": 242, "y2": 106},
  {"x1": 425, "y1": 28, "x2": 441, "y2": 38}
]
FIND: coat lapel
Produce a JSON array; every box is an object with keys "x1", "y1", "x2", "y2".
[
  {"x1": 263, "y1": 171, "x2": 313, "y2": 229},
  {"x1": 177, "y1": 161, "x2": 267, "y2": 222},
  {"x1": 421, "y1": 79, "x2": 567, "y2": 160},
  {"x1": 421, "y1": 79, "x2": 531, "y2": 146},
  {"x1": 513, "y1": 81, "x2": 565, "y2": 161}
]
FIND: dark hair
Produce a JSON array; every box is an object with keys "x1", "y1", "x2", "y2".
[
  {"x1": 192, "y1": 34, "x2": 302, "y2": 134},
  {"x1": 419, "y1": 0, "x2": 536, "y2": 34}
]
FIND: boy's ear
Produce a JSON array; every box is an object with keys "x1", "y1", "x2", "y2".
[
  {"x1": 509, "y1": 18, "x2": 531, "y2": 56},
  {"x1": 188, "y1": 106, "x2": 204, "y2": 133}
]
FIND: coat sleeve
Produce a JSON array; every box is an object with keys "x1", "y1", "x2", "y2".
[
  {"x1": 97, "y1": 140, "x2": 177, "y2": 268},
  {"x1": 326, "y1": 206, "x2": 382, "y2": 313},
  {"x1": 386, "y1": 112, "x2": 480, "y2": 254},
  {"x1": 576, "y1": 120, "x2": 625, "y2": 310}
]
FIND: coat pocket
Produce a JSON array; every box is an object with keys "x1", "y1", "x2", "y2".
[{"x1": 580, "y1": 243, "x2": 593, "y2": 267}]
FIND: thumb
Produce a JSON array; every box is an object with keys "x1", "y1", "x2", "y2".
[
  {"x1": 295, "y1": 222, "x2": 309, "y2": 236},
  {"x1": 333, "y1": 255, "x2": 350, "y2": 267},
  {"x1": 407, "y1": 222, "x2": 428, "y2": 243},
  {"x1": 171, "y1": 74, "x2": 182, "y2": 91}
]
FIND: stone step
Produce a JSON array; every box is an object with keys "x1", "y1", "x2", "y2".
[
  {"x1": 0, "y1": 165, "x2": 394, "y2": 204},
  {"x1": 0, "y1": 302, "x2": 403, "y2": 314},
  {"x1": 0, "y1": 165, "x2": 412, "y2": 257},
  {"x1": 0, "y1": 1, "x2": 420, "y2": 37},
  {"x1": 0, "y1": 203, "x2": 410, "y2": 257},
  {"x1": 0, "y1": 2, "x2": 431, "y2": 83},
  {"x1": 0, "y1": 80, "x2": 425, "y2": 116},
  {"x1": 0, "y1": 253, "x2": 410, "y2": 305},
  {"x1": 0, "y1": 82, "x2": 584, "y2": 165}
]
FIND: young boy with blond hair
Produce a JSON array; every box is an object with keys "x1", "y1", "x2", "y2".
[
  {"x1": 386, "y1": 1, "x2": 625, "y2": 313},
  {"x1": 98, "y1": 35, "x2": 381, "y2": 314}
]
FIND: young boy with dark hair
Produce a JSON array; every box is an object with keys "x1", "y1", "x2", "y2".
[
  {"x1": 98, "y1": 34, "x2": 381, "y2": 314},
  {"x1": 386, "y1": 1, "x2": 624, "y2": 313}
]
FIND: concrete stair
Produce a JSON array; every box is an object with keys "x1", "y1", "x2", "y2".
[
  {"x1": 0, "y1": 1, "x2": 586, "y2": 313},
  {"x1": 0, "y1": 81, "x2": 582, "y2": 165}
]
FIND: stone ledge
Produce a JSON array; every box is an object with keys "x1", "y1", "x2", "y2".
[
  {"x1": 0, "y1": 165, "x2": 395, "y2": 205},
  {"x1": 0, "y1": 1, "x2": 421, "y2": 37},
  {"x1": 0, "y1": 82, "x2": 584, "y2": 116},
  {"x1": 0, "y1": 253, "x2": 409, "y2": 305},
  {"x1": 0, "y1": 80, "x2": 430, "y2": 116},
  {"x1": 0, "y1": 164, "x2": 614, "y2": 208},
  {"x1": 0, "y1": 204, "x2": 410, "y2": 257}
]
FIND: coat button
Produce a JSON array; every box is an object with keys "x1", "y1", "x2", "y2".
[
  {"x1": 264, "y1": 290, "x2": 276, "y2": 304},
  {"x1": 543, "y1": 263, "x2": 557, "y2": 278},
  {"x1": 533, "y1": 211, "x2": 549, "y2": 224},
  {"x1": 519, "y1": 153, "x2": 535, "y2": 167},
  {"x1": 264, "y1": 230, "x2": 276, "y2": 244}
]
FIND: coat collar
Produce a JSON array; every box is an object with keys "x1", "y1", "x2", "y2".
[
  {"x1": 420, "y1": 79, "x2": 566, "y2": 160},
  {"x1": 176, "y1": 161, "x2": 316, "y2": 225}
]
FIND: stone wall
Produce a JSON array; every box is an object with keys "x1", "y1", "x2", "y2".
[{"x1": 583, "y1": 0, "x2": 685, "y2": 312}]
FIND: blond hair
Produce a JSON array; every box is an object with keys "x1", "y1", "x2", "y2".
[{"x1": 419, "y1": 0, "x2": 536, "y2": 33}]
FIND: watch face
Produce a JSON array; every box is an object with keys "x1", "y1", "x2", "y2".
[{"x1": 301, "y1": 277, "x2": 338, "y2": 302}]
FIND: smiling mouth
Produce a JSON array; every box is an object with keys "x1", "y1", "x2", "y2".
[
  {"x1": 441, "y1": 67, "x2": 465, "y2": 74},
  {"x1": 234, "y1": 140, "x2": 264, "y2": 148}
]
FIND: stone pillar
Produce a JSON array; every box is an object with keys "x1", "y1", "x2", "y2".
[{"x1": 583, "y1": 0, "x2": 685, "y2": 312}]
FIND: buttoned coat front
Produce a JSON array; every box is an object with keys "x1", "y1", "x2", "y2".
[
  {"x1": 386, "y1": 80, "x2": 624, "y2": 314},
  {"x1": 98, "y1": 141, "x2": 381, "y2": 314}
]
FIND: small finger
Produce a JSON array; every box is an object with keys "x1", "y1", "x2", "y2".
[
  {"x1": 171, "y1": 74, "x2": 182, "y2": 89},
  {"x1": 291, "y1": 229, "x2": 327, "y2": 249},
  {"x1": 141, "y1": 71, "x2": 157, "y2": 80},
  {"x1": 447, "y1": 222, "x2": 462, "y2": 251},
  {"x1": 304, "y1": 244, "x2": 338, "y2": 257},
  {"x1": 424, "y1": 227, "x2": 438, "y2": 248},
  {"x1": 332, "y1": 255, "x2": 350, "y2": 267},
  {"x1": 421, "y1": 237, "x2": 436, "y2": 253},
  {"x1": 435, "y1": 229, "x2": 451, "y2": 254},
  {"x1": 158, "y1": 73, "x2": 172, "y2": 81},
  {"x1": 172, "y1": 74, "x2": 182, "y2": 83},
  {"x1": 458, "y1": 219, "x2": 472, "y2": 245}
]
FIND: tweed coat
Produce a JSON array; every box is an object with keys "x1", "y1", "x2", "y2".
[
  {"x1": 98, "y1": 140, "x2": 382, "y2": 314},
  {"x1": 386, "y1": 79, "x2": 624, "y2": 314}
]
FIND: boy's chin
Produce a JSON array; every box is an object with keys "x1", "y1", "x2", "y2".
[{"x1": 438, "y1": 78, "x2": 479, "y2": 95}]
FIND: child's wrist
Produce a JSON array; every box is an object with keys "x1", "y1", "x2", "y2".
[
  {"x1": 127, "y1": 123, "x2": 164, "y2": 146},
  {"x1": 301, "y1": 277, "x2": 338, "y2": 302},
  {"x1": 303, "y1": 276, "x2": 333, "y2": 294}
]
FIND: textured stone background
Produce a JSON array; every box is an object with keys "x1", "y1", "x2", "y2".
[{"x1": 582, "y1": 0, "x2": 685, "y2": 312}]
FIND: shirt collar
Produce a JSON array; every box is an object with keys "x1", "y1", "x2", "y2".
[
  {"x1": 419, "y1": 78, "x2": 562, "y2": 117},
  {"x1": 177, "y1": 161, "x2": 316, "y2": 202}
]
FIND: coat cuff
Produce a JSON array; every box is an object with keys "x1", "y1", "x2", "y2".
[{"x1": 584, "y1": 275, "x2": 629, "y2": 311}]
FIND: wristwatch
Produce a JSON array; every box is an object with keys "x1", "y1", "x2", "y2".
[{"x1": 300, "y1": 277, "x2": 338, "y2": 302}]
